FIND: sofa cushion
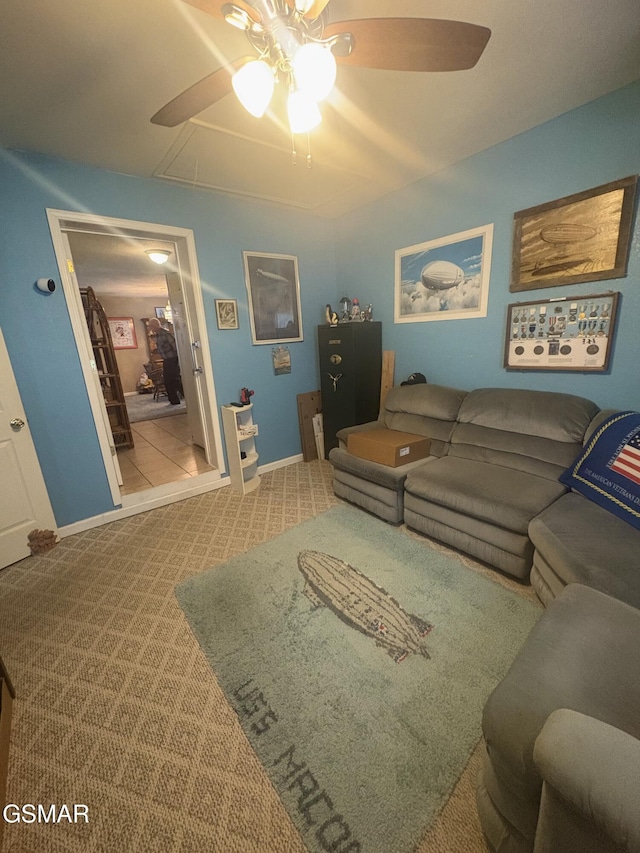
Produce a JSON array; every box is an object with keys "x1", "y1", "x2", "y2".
[
  {"x1": 558, "y1": 410, "x2": 640, "y2": 531},
  {"x1": 405, "y1": 456, "x2": 566, "y2": 535},
  {"x1": 328, "y1": 446, "x2": 433, "y2": 493},
  {"x1": 381, "y1": 384, "x2": 467, "y2": 457},
  {"x1": 332, "y1": 472, "x2": 405, "y2": 524},
  {"x1": 449, "y1": 388, "x2": 599, "y2": 479},
  {"x1": 404, "y1": 500, "x2": 534, "y2": 578},
  {"x1": 529, "y1": 492, "x2": 640, "y2": 608}
]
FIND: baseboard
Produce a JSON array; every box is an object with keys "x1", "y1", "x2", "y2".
[
  {"x1": 58, "y1": 453, "x2": 305, "y2": 538},
  {"x1": 258, "y1": 453, "x2": 303, "y2": 474}
]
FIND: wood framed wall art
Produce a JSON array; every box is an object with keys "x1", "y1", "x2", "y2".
[
  {"x1": 510, "y1": 175, "x2": 637, "y2": 292},
  {"x1": 215, "y1": 299, "x2": 239, "y2": 330},
  {"x1": 243, "y1": 252, "x2": 303, "y2": 345},
  {"x1": 107, "y1": 317, "x2": 137, "y2": 349},
  {"x1": 504, "y1": 291, "x2": 619, "y2": 372},
  {"x1": 394, "y1": 224, "x2": 493, "y2": 323}
]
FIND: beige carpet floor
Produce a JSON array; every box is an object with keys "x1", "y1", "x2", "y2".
[{"x1": 0, "y1": 460, "x2": 539, "y2": 852}]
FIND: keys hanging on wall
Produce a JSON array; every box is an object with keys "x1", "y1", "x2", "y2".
[{"x1": 328, "y1": 373, "x2": 343, "y2": 392}]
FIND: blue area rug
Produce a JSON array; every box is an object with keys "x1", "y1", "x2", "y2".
[
  {"x1": 176, "y1": 506, "x2": 540, "y2": 852},
  {"x1": 125, "y1": 393, "x2": 186, "y2": 423}
]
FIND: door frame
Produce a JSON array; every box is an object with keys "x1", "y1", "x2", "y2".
[{"x1": 46, "y1": 209, "x2": 224, "y2": 508}]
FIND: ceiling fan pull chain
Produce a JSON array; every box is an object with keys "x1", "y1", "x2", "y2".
[
  {"x1": 306, "y1": 133, "x2": 312, "y2": 169},
  {"x1": 291, "y1": 131, "x2": 298, "y2": 166}
]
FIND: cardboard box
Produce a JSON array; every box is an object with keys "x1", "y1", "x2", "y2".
[
  {"x1": 0, "y1": 658, "x2": 15, "y2": 850},
  {"x1": 348, "y1": 429, "x2": 431, "y2": 468}
]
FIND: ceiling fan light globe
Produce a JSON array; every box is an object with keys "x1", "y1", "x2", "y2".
[
  {"x1": 292, "y1": 42, "x2": 337, "y2": 102},
  {"x1": 232, "y1": 60, "x2": 275, "y2": 118},
  {"x1": 294, "y1": 0, "x2": 315, "y2": 14},
  {"x1": 287, "y1": 89, "x2": 322, "y2": 134}
]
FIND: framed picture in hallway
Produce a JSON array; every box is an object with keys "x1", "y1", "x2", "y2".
[
  {"x1": 108, "y1": 317, "x2": 137, "y2": 349},
  {"x1": 394, "y1": 224, "x2": 493, "y2": 323},
  {"x1": 510, "y1": 175, "x2": 638, "y2": 292},
  {"x1": 243, "y1": 252, "x2": 303, "y2": 345}
]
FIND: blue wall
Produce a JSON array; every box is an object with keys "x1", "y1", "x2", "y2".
[
  {"x1": 2, "y1": 80, "x2": 639, "y2": 529},
  {"x1": 334, "y1": 80, "x2": 640, "y2": 411},
  {"x1": 0, "y1": 150, "x2": 336, "y2": 526}
]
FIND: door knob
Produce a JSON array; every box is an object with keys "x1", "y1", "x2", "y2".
[{"x1": 10, "y1": 418, "x2": 25, "y2": 430}]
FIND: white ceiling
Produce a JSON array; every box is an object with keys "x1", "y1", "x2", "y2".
[
  {"x1": 67, "y1": 231, "x2": 175, "y2": 298},
  {"x1": 2, "y1": 0, "x2": 639, "y2": 220}
]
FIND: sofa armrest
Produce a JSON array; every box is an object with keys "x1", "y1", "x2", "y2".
[
  {"x1": 335, "y1": 420, "x2": 384, "y2": 450},
  {"x1": 533, "y1": 708, "x2": 640, "y2": 853}
]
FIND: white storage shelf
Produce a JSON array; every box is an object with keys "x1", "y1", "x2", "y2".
[{"x1": 221, "y1": 403, "x2": 261, "y2": 495}]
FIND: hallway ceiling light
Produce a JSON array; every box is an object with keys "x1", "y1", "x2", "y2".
[{"x1": 145, "y1": 249, "x2": 171, "y2": 265}]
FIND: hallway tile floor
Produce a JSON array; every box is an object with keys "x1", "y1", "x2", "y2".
[{"x1": 117, "y1": 414, "x2": 214, "y2": 494}]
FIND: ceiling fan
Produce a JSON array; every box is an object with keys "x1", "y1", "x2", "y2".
[{"x1": 151, "y1": 0, "x2": 491, "y2": 134}]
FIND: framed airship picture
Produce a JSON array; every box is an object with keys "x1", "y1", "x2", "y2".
[
  {"x1": 394, "y1": 224, "x2": 493, "y2": 324},
  {"x1": 510, "y1": 175, "x2": 638, "y2": 293},
  {"x1": 243, "y1": 251, "x2": 303, "y2": 345}
]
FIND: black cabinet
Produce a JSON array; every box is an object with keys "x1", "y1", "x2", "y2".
[{"x1": 318, "y1": 322, "x2": 382, "y2": 457}]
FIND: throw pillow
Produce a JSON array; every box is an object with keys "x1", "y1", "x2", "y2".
[{"x1": 559, "y1": 411, "x2": 640, "y2": 530}]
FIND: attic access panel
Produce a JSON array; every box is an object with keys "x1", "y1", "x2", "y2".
[{"x1": 154, "y1": 122, "x2": 368, "y2": 210}]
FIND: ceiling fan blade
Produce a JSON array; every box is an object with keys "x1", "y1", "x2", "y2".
[
  {"x1": 180, "y1": 0, "x2": 260, "y2": 23},
  {"x1": 324, "y1": 18, "x2": 491, "y2": 72},
  {"x1": 284, "y1": 0, "x2": 331, "y2": 18},
  {"x1": 151, "y1": 57, "x2": 254, "y2": 127}
]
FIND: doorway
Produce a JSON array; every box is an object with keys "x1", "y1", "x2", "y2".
[{"x1": 47, "y1": 210, "x2": 224, "y2": 511}]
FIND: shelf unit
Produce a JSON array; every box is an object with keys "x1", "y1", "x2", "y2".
[
  {"x1": 81, "y1": 287, "x2": 134, "y2": 449},
  {"x1": 221, "y1": 403, "x2": 260, "y2": 494}
]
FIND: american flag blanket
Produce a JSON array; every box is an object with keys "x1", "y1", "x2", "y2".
[{"x1": 560, "y1": 411, "x2": 640, "y2": 530}]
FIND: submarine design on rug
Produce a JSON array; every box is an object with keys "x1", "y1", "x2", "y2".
[{"x1": 297, "y1": 550, "x2": 433, "y2": 662}]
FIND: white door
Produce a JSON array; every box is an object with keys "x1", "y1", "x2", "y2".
[
  {"x1": 0, "y1": 328, "x2": 58, "y2": 569},
  {"x1": 61, "y1": 231, "x2": 124, "y2": 487},
  {"x1": 166, "y1": 271, "x2": 210, "y2": 460}
]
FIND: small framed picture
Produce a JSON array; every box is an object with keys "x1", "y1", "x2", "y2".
[
  {"x1": 215, "y1": 299, "x2": 239, "y2": 330},
  {"x1": 272, "y1": 345, "x2": 291, "y2": 375},
  {"x1": 155, "y1": 307, "x2": 166, "y2": 320},
  {"x1": 108, "y1": 317, "x2": 137, "y2": 349}
]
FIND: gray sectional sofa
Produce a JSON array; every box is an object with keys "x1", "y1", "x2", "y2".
[
  {"x1": 330, "y1": 383, "x2": 640, "y2": 852},
  {"x1": 477, "y1": 583, "x2": 640, "y2": 853},
  {"x1": 328, "y1": 382, "x2": 640, "y2": 606}
]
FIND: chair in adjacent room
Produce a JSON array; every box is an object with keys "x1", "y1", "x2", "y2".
[{"x1": 144, "y1": 361, "x2": 167, "y2": 402}]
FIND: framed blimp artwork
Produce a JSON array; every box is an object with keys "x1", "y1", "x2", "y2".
[
  {"x1": 243, "y1": 251, "x2": 303, "y2": 345},
  {"x1": 510, "y1": 175, "x2": 637, "y2": 293},
  {"x1": 394, "y1": 224, "x2": 493, "y2": 323}
]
